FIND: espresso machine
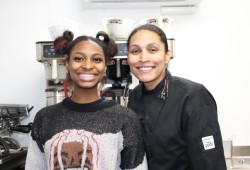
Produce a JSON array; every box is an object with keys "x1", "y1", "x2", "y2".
[
  {"x1": 36, "y1": 41, "x2": 68, "y2": 106},
  {"x1": 0, "y1": 104, "x2": 33, "y2": 169}
]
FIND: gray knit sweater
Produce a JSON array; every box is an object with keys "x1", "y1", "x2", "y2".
[{"x1": 25, "y1": 97, "x2": 147, "y2": 170}]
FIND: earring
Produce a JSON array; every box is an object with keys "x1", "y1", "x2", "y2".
[{"x1": 100, "y1": 79, "x2": 106, "y2": 97}]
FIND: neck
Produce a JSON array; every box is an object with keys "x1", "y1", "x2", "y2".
[
  {"x1": 70, "y1": 87, "x2": 101, "y2": 104},
  {"x1": 144, "y1": 71, "x2": 166, "y2": 90}
]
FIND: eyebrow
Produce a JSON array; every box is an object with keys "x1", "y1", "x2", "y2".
[
  {"x1": 73, "y1": 51, "x2": 85, "y2": 56},
  {"x1": 129, "y1": 43, "x2": 160, "y2": 48},
  {"x1": 147, "y1": 43, "x2": 160, "y2": 47},
  {"x1": 72, "y1": 51, "x2": 103, "y2": 57}
]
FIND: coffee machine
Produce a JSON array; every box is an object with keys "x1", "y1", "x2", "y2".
[
  {"x1": 0, "y1": 104, "x2": 33, "y2": 169},
  {"x1": 101, "y1": 18, "x2": 135, "y2": 106},
  {"x1": 104, "y1": 41, "x2": 131, "y2": 106},
  {"x1": 36, "y1": 41, "x2": 68, "y2": 106}
]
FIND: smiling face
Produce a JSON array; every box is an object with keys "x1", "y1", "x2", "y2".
[
  {"x1": 66, "y1": 40, "x2": 106, "y2": 92},
  {"x1": 127, "y1": 29, "x2": 171, "y2": 90}
]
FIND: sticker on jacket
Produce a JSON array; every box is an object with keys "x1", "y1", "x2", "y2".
[{"x1": 202, "y1": 135, "x2": 215, "y2": 150}]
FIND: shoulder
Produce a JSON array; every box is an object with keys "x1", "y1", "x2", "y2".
[
  {"x1": 170, "y1": 75, "x2": 216, "y2": 106},
  {"x1": 128, "y1": 83, "x2": 142, "y2": 100},
  {"x1": 103, "y1": 102, "x2": 140, "y2": 134},
  {"x1": 111, "y1": 102, "x2": 138, "y2": 119},
  {"x1": 171, "y1": 75, "x2": 208, "y2": 94},
  {"x1": 129, "y1": 83, "x2": 141, "y2": 93},
  {"x1": 38, "y1": 102, "x2": 61, "y2": 113},
  {"x1": 127, "y1": 84, "x2": 143, "y2": 109},
  {"x1": 34, "y1": 102, "x2": 62, "y2": 120},
  {"x1": 172, "y1": 76, "x2": 205, "y2": 91}
]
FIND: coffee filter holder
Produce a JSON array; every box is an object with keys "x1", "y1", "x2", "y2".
[
  {"x1": 139, "y1": 16, "x2": 174, "y2": 37},
  {"x1": 48, "y1": 19, "x2": 83, "y2": 40},
  {"x1": 101, "y1": 18, "x2": 135, "y2": 40}
]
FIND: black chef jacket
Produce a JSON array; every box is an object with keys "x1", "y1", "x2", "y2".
[{"x1": 128, "y1": 71, "x2": 227, "y2": 170}]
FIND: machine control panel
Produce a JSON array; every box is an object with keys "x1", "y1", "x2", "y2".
[
  {"x1": 43, "y1": 44, "x2": 56, "y2": 58},
  {"x1": 36, "y1": 41, "x2": 66, "y2": 61},
  {"x1": 114, "y1": 41, "x2": 127, "y2": 58}
]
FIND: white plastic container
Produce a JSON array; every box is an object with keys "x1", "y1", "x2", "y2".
[{"x1": 101, "y1": 18, "x2": 135, "y2": 40}]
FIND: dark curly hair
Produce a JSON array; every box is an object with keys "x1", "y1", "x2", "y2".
[{"x1": 54, "y1": 30, "x2": 118, "y2": 63}]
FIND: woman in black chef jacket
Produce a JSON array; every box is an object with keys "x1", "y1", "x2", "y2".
[{"x1": 127, "y1": 24, "x2": 227, "y2": 170}]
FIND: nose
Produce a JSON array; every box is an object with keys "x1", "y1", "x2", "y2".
[
  {"x1": 82, "y1": 59, "x2": 94, "y2": 69},
  {"x1": 139, "y1": 50, "x2": 150, "y2": 62}
]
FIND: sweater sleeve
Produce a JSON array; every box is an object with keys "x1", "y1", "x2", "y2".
[
  {"x1": 126, "y1": 155, "x2": 148, "y2": 170},
  {"x1": 25, "y1": 137, "x2": 47, "y2": 170},
  {"x1": 120, "y1": 108, "x2": 148, "y2": 170}
]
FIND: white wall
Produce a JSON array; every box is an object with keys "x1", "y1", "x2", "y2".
[{"x1": 0, "y1": 0, "x2": 249, "y2": 146}]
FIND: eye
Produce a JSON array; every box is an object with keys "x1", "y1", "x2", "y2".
[
  {"x1": 92, "y1": 57, "x2": 103, "y2": 63},
  {"x1": 148, "y1": 47, "x2": 158, "y2": 53},
  {"x1": 129, "y1": 48, "x2": 141, "y2": 55},
  {"x1": 73, "y1": 56, "x2": 84, "y2": 62}
]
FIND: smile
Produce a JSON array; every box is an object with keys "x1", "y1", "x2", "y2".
[
  {"x1": 138, "y1": 66, "x2": 153, "y2": 71},
  {"x1": 78, "y1": 73, "x2": 97, "y2": 81}
]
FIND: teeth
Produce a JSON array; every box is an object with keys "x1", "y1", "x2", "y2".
[
  {"x1": 78, "y1": 74, "x2": 96, "y2": 81},
  {"x1": 79, "y1": 74, "x2": 95, "y2": 78},
  {"x1": 139, "y1": 67, "x2": 152, "y2": 71},
  {"x1": 80, "y1": 74, "x2": 93, "y2": 76}
]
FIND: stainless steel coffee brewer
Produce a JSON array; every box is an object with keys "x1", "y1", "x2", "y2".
[
  {"x1": 104, "y1": 41, "x2": 131, "y2": 106},
  {"x1": 0, "y1": 104, "x2": 33, "y2": 169},
  {"x1": 36, "y1": 41, "x2": 68, "y2": 106}
]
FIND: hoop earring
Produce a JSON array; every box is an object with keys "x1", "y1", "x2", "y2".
[{"x1": 100, "y1": 78, "x2": 106, "y2": 97}]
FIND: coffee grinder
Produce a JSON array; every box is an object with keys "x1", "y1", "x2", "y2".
[{"x1": 36, "y1": 41, "x2": 68, "y2": 106}]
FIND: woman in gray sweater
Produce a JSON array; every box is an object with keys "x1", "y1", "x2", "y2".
[{"x1": 25, "y1": 30, "x2": 147, "y2": 170}]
